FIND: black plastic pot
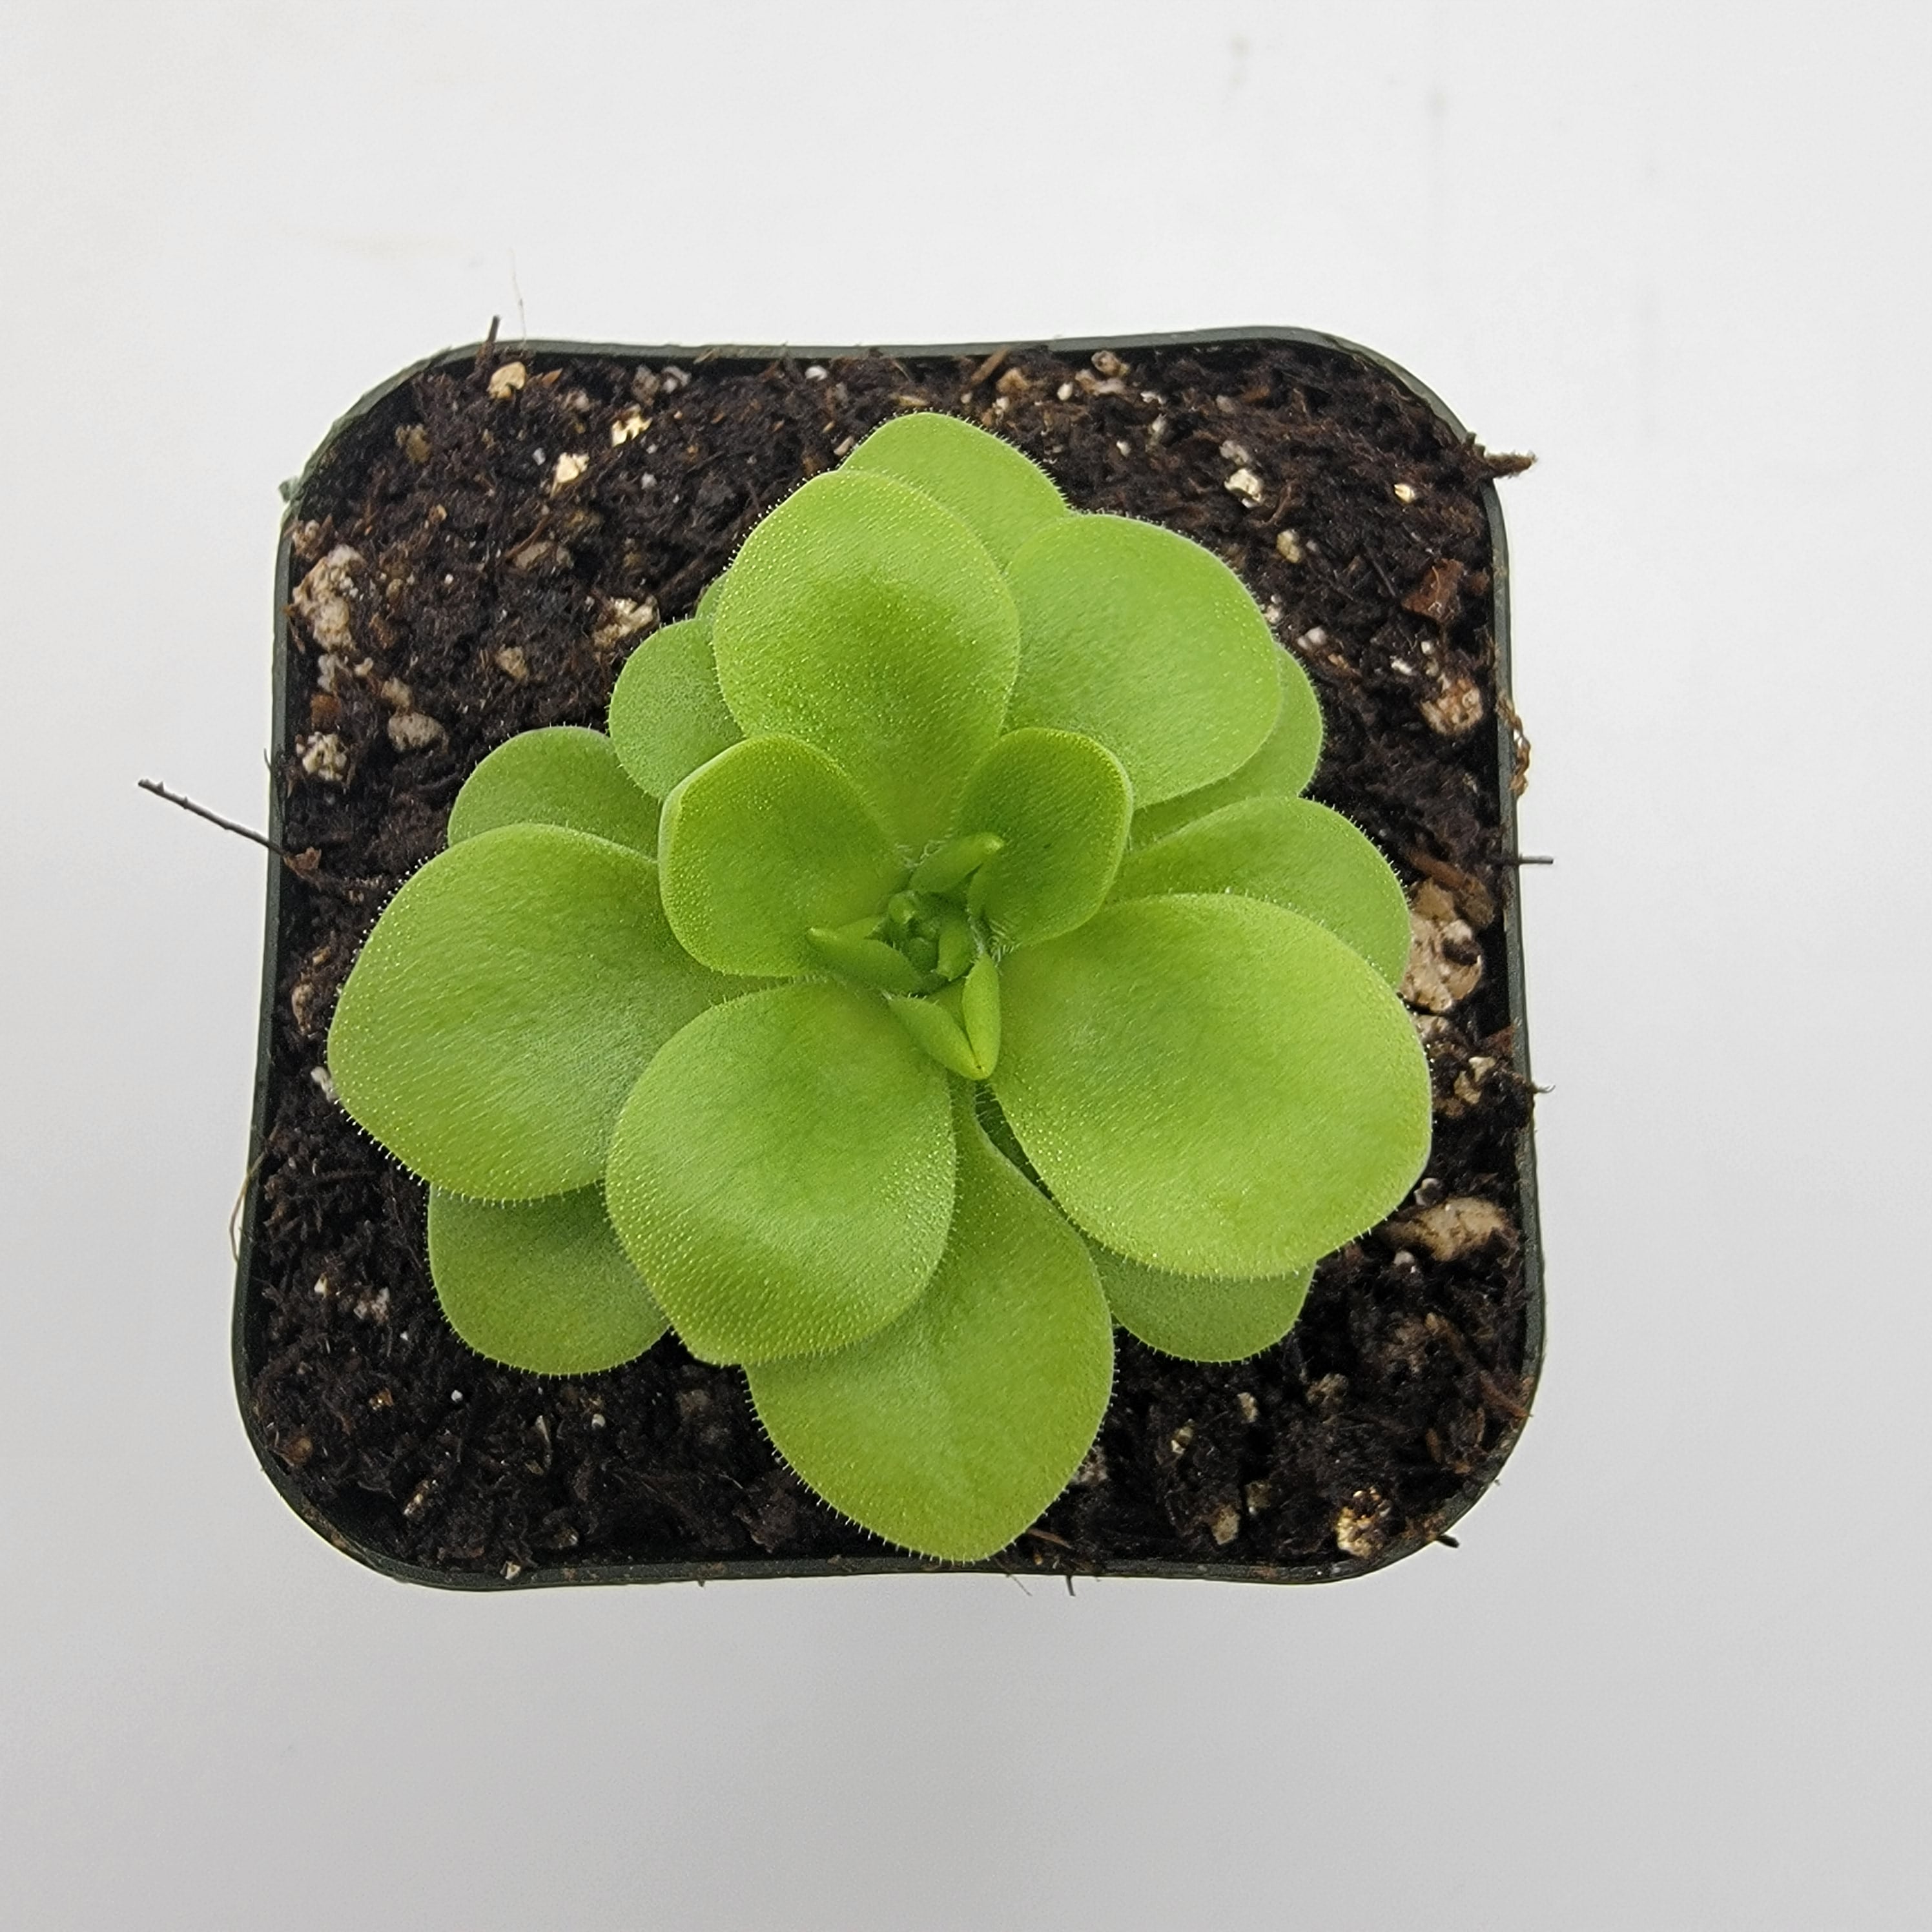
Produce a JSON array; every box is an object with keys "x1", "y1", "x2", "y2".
[{"x1": 234, "y1": 327, "x2": 1543, "y2": 1589}]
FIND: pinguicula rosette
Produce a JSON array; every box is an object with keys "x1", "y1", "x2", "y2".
[{"x1": 326, "y1": 412, "x2": 1430, "y2": 1562}]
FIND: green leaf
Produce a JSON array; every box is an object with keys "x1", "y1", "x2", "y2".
[
  {"x1": 952, "y1": 727, "x2": 1131, "y2": 949},
  {"x1": 1005, "y1": 514, "x2": 1280, "y2": 807},
  {"x1": 607, "y1": 616, "x2": 741, "y2": 799},
  {"x1": 603, "y1": 981, "x2": 956, "y2": 1364},
  {"x1": 657, "y1": 734, "x2": 906, "y2": 978},
  {"x1": 446, "y1": 726, "x2": 659, "y2": 853},
  {"x1": 889, "y1": 993, "x2": 984, "y2": 1080},
  {"x1": 909, "y1": 830, "x2": 1005, "y2": 897},
  {"x1": 1113, "y1": 796, "x2": 1412, "y2": 986},
  {"x1": 427, "y1": 1185, "x2": 668, "y2": 1375},
  {"x1": 711, "y1": 471, "x2": 1020, "y2": 843},
  {"x1": 327, "y1": 826, "x2": 734, "y2": 1198},
  {"x1": 960, "y1": 957, "x2": 1000, "y2": 1072},
  {"x1": 748, "y1": 1094, "x2": 1113, "y2": 1561},
  {"x1": 841, "y1": 412, "x2": 1070, "y2": 567},
  {"x1": 1131, "y1": 649, "x2": 1324, "y2": 843},
  {"x1": 812, "y1": 929, "x2": 929, "y2": 994},
  {"x1": 1089, "y1": 1241, "x2": 1315, "y2": 1363},
  {"x1": 994, "y1": 894, "x2": 1430, "y2": 1275}
]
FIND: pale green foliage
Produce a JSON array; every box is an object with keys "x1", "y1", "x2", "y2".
[
  {"x1": 428, "y1": 1186, "x2": 668, "y2": 1374},
  {"x1": 1113, "y1": 796, "x2": 1413, "y2": 987},
  {"x1": 952, "y1": 728, "x2": 1131, "y2": 947},
  {"x1": 994, "y1": 896, "x2": 1429, "y2": 1275},
  {"x1": 608, "y1": 616, "x2": 741, "y2": 799},
  {"x1": 1131, "y1": 650, "x2": 1324, "y2": 844},
  {"x1": 1087, "y1": 1242, "x2": 1314, "y2": 1364},
  {"x1": 843, "y1": 412, "x2": 1070, "y2": 566},
  {"x1": 658, "y1": 735, "x2": 903, "y2": 976},
  {"x1": 448, "y1": 726, "x2": 661, "y2": 852},
  {"x1": 325, "y1": 409, "x2": 1432, "y2": 1561},
  {"x1": 711, "y1": 471, "x2": 1019, "y2": 843},
  {"x1": 328, "y1": 825, "x2": 735, "y2": 1199},
  {"x1": 748, "y1": 1094, "x2": 1112, "y2": 1562},
  {"x1": 1005, "y1": 514, "x2": 1281, "y2": 805},
  {"x1": 603, "y1": 983, "x2": 955, "y2": 1364}
]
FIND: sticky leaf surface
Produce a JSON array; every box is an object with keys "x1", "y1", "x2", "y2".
[
  {"x1": 1131, "y1": 649, "x2": 1324, "y2": 843},
  {"x1": 994, "y1": 894, "x2": 1430, "y2": 1275},
  {"x1": 607, "y1": 616, "x2": 741, "y2": 799},
  {"x1": 953, "y1": 728, "x2": 1131, "y2": 949},
  {"x1": 427, "y1": 1185, "x2": 668, "y2": 1375},
  {"x1": 446, "y1": 726, "x2": 659, "y2": 853},
  {"x1": 658, "y1": 735, "x2": 905, "y2": 977},
  {"x1": 1005, "y1": 514, "x2": 1280, "y2": 806},
  {"x1": 711, "y1": 471, "x2": 1020, "y2": 843},
  {"x1": 748, "y1": 1098, "x2": 1113, "y2": 1561},
  {"x1": 1090, "y1": 1242, "x2": 1315, "y2": 1363},
  {"x1": 1114, "y1": 796, "x2": 1412, "y2": 985},
  {"x1": 327, "y1": 826, "x2": 732, "y2": 1198},
  {"x1": 843, "y1": 412, "x2": 1069, "y2": 566},
  {"x1": 603, "y1": 982, "x2": 955, "y2": 1363}
]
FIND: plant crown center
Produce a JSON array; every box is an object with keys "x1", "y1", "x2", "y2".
[{"x1": 806, "y1": 831, "x2": 1007, "y2": 1079}]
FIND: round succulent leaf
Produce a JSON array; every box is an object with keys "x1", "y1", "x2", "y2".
[
  {"x1": 427, "y1": 1184, "x2": 668, "y2": 1375},
  {"x1": 994, "y1": 894, "x2": 1431, "y2": 1276},
  {"x1": 1113, "y1": 796, "x2": 1412, "y2": 986},
  {"x1": 1004, "y1": 514, "x2": 1280, "y2": 807},
  {"x1": 658, "y1": 734, "x2": 906, "y2": 978},
  {"x1": 607, "y1": 616, "x2": 742, "y2": 799},
  {"x1": 327, "y1": 825, "x2": 735, "y2": 1199},
  {"x1": 1131, "y1": 649, "x2": 1324, "y2": 843},
  {"x1": 446, "y1": 726, "x2": 659, "y2": 854},
  {"x1": 952, "y1": 728, "x2": 1131, "y2": 949},
  {"x1": 710, "y1": 471, "x2": 1020, "y2": 843},
  {"x1": 841, "y1": 412, "x2": 1070, "y2": 567},
  {"x1": 748, "y1": 1096, "x2": 1113, "y2": 1562},
  {"x1": 1089, "y1": 1240, "x2": 1315, "y2": 1364},
  {"x1": 604, "y1": 981, "x2": 956, "y2": 1364}
]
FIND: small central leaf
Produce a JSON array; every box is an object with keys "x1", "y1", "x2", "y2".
[
  {"x1": 812, "y1": 927, "x2": 929, "y2": 994},
  {"x1": 889, "y1": 993, "x2": 986, "y2": 1080},
  {"x1": 910, "y1": 830, "x2": 1005, "y2": 896}
]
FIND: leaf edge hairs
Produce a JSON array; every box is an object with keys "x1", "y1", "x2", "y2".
[{"x1": 326, "y1": 412, "x2": 1430, "y2": 1563}]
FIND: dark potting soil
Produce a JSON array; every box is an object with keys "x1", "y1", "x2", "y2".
[{"x1": 242, "y1": 334, "x2": 1537, "y2": 1583}]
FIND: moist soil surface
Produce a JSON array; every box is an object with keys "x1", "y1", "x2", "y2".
[{"x1": 243, "y1": 334, "x2": 1538, "y2": 1583}]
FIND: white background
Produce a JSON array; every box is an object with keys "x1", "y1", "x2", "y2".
[{"x1": 3, "y1": 4, "x2": 1927, "y2": 1926}]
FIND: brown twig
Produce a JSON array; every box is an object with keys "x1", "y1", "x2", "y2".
[
  {"x1": 967, "y1": 346, "x2": 1007, "y2": 387},
  {"x1": 138, "y1": 779, "x2": 284, "y2": 856},
  {"x1": 139, "y1": 777, "x2": 365, "y2": 901}
]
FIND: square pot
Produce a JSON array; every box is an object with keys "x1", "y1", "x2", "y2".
[{"x1": 234, "y1": 328, "x2": 1542, "y2": 1588}]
